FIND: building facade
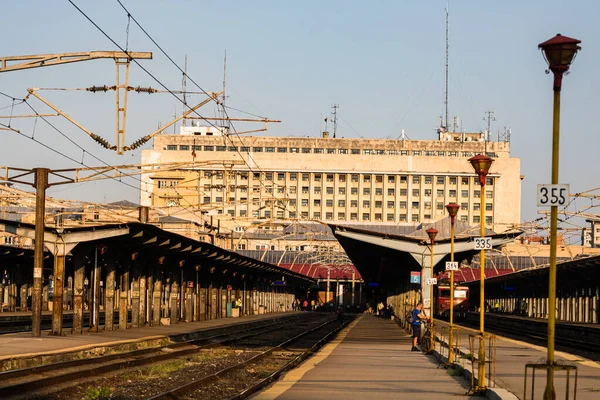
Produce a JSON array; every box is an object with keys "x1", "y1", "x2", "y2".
[{"x1": 140, "y1": 128, "x2": 521, "y2": 232}]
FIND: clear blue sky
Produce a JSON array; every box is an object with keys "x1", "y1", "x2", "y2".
[{"x1": 0, "y1": 0, "x2": 598, "y2": 233}]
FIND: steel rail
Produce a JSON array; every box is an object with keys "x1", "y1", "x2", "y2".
[
  {"x1": 0, "y1": 315, "x2": 301, "y2": 398},
  {"x1": 230, "y1": 315, "x2": 353, "y2": 400},
  {"x1": 147, "y1": 315, "x2": 351, "y2": 400},
  {"x1": 445, "y1": 315, "x2": 600, "y2": 355}
]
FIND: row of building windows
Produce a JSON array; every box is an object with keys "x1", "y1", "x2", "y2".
[
  {"x1": 195, "y1": 205, "x2": 494, "y2": 224},
  {"x1": 202, "y1": 196, "x2": 493, "y2": 210},
  {"x1": 197, "y1": 195, "x2": 493, "y2": 210},
  {"x1": 196, "y1": 171, "x2": 494, "y2": 186},
  {"x1": 197, "y1": 184, "x2": 494, "y2": 199},
  {"x1": 166, "y1": 144, "x2": 497, "y2": 158},
  {"x1": 239, "y1": 209, "x2": 494, "y2": 223}
]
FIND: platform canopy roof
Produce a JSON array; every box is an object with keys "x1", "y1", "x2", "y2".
[
  {"x1": 329, "y1": 217, "x2": 522, "y2": 289},
  {"x1": 463, "y1": 253, "x2": 600, "y2": 287},
  {"x1": 0, "y1": 218, "x2": 315, "y2": 285}
]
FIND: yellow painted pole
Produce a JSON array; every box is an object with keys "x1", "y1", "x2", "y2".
[
  {"x1": 448, "y1": 220, "x2": 455, "y2": 364},
  {"x1": 543, "y1": 86, "x2": 561, "y2": 400},
  {"x1": 478, "y1": 187, "x2": 486, "y2": 389},
  {"x1": 430, "y1": 239, "x2": 435, "y2": 352}
]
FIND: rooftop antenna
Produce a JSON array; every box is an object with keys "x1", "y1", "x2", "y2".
[
  {"x1": 221, "y1": 50, "x2": 228, "y2": 130},
  {"x1": 499, "y1": 126, "x2": 512, "y2": 142},
  {"x1": 331, "y1": 103, "x2": 339, "y2": 138},
  {"x1": 173, "y1": 109, "x2": 177, "y2": 134},
  {"x1": 453, "y1": 116, "x2": 460, "y2": 132},
  {"x1": 483, "y1": 110, "x2": 496, "y2": 153},
  {"x1": 182, "y1": 55, "x2": 187, "y2": 127},
  {"x1": 444, "y1": 5, "x2": 449, "y2": 130}
]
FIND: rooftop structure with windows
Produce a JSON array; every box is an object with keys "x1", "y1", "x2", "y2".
[{"x1": 140, "y1": 129, "x2": 521, "y2": 232}]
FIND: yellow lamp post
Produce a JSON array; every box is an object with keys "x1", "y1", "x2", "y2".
[
  {"x1": 468, "y1": 154, "x2": 493, "y2": 390},
  {"x1": 538, "y1": 33, "x2": 581, "y2": 400},
  {"x1": 446, "y1": 202, "x2": 460, "y2": 364},
  {"x1": 426, "y1": 227, "x2": 438, "y2": 352}
]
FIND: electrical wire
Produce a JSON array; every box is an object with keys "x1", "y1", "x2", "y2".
[
  {"x1": 70, "y1": 1, "x2": 426, "y2": 248},
  {"x1": 85, "y1": 1, "x2": 306, "y2": 224},
  {"x1": 2, "y1": 90, "x2": 210, "y2": 223}
]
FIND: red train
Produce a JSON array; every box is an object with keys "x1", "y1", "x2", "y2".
[{"x1": 435, "y1": 285, "x2": 469, "y2": 319}]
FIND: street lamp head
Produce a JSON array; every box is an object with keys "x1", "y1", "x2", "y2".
[
  {"x1": 539, "y1": 34, "x2": 581, "y2": 90},
  {"x1": 539, "y1": 34, "x2": 581, "y2": 69},
  {"x1": 468, "y1": 154, "x2": 494, "y2": 186},
  {"x1": 426, "y1": 227, "x2": 438, "y2": 243},
  {"x1": 446, "y1": 203, "x2": 460, "y2": 224}
]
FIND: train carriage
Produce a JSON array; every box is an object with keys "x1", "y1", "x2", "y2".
[{"x1": 435, "y1": 284, "x2": 469, "y2": 319}]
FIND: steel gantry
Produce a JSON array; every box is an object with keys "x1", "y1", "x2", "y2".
[
  {"x1": 0, "y1": 51, "x2": 281, "y2": 153},
  {"x1": 0, "y1": 51, "x2": 153, "y2": 154}
]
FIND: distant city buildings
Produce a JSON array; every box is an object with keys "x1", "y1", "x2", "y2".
[{"x1": 141, "y1": 126, "x2": 522, "y2": 235}]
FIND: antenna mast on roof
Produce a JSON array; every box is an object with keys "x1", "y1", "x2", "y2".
[
  {"x1": 444, "y1": 6, "x2": 449, "y2": 130},
  {"x1": 182, "y1": 55, "x2": 187, "y2": 127},
  {"x1": 221, "y1": 50, "x2": 228, "y2": 130},
  {"x1": 331, "y1": 103, "x2": 339, "y2": 138},
  {"x1": 499, "y1": 126, "x2": 512, "y2": 142},
  {"x1": 483, "y1": 110, "x2": 496, "y2": 154}
]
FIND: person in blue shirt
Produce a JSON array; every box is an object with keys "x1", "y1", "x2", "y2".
[{"x1": 411, "y1": 302, "x2": 428, "y2": 351}]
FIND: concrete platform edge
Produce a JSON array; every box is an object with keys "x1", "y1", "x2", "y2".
[
  {"x1": 0, "y1": 334, "x2": 167, "y2": 362},
  {"x1": 0, "y1": 313, "x2": 297, "y2": 371}
]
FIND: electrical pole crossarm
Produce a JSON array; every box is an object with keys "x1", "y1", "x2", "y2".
[{"x1": 0, "y1": 51, "x2": 152, "y2": 73}]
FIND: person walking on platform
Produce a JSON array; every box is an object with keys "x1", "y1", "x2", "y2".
[
  {"x1": 410, "y1": 302, "x2": 427, "y2": 351},
  {"x1": 520, "y1": 299, "x2": 528, "y2": 316}
]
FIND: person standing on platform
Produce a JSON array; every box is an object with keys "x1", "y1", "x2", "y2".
[{"x1": 411, "y1": 302, "x2": 427, "y2": 351}]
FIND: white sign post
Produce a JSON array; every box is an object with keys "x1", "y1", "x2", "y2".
[
  {"x1": 474, "y1": 237, "x2": 492, "y2": 250},
  {"x1": 445, "y1": 261, "x2": 459, "y2": 271},
  {"x1": 537, "y1": 184, "x2": 569, "y2": 207}
]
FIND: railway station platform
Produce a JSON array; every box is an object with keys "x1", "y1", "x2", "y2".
[
  {"x1": 435, "y1": 320, "x2": 600, "y2": 400},
  {"x1": 255, "y1": 315, "x2": 478, "y2": 400},
  {"x1": 0, "y1": 311, "x2": 298, "y2": 368}
]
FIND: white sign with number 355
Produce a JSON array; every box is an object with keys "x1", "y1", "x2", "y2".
[{"x1": 537, "y1": 184, "x2": 569, "y2": 207}]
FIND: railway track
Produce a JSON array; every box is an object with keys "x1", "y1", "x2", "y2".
[
  {"x1": 0, "y1": 311, "x2": 128, "y2": 334},
  {"x1": 148, "y1": 314, "x2": 351, "y2": 400},
  {"x1": 458, "y1": 313, "x2": 600, "y2": 359},
  {"x1": 0, "y1": 314, "x2": 305, "y2": 399}
]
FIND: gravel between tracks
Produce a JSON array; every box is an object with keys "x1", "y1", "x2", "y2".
[
  {"x1": 27, "y1": 348, "x2": 259, "y2": 400},
  {"x1": 22, "y1": 313, "x2": 340, "y2": 400}
]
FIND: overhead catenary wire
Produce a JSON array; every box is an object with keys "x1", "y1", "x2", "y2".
[
  {"x1": 96, "y1": 0, "x2": 306, "y2": 223},
  {"x1": 1, "y1": 89, "x2": 210, "y2": 222}
]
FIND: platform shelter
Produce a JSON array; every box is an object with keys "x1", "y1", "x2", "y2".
[
  {"x1": 0, "y1": 218, "x2": 314, "y2": 335},
  {"x1": 329, "y1": 218, "x2": 521, "y2": 317}
]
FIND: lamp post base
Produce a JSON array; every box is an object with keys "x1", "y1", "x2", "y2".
[{"x1": 478, "y1": 333, "x2": 486, "y2": 389}]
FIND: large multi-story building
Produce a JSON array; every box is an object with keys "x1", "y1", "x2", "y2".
[{"x1": 140, "y1": 126, "x2": 521, "y2": 232}]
